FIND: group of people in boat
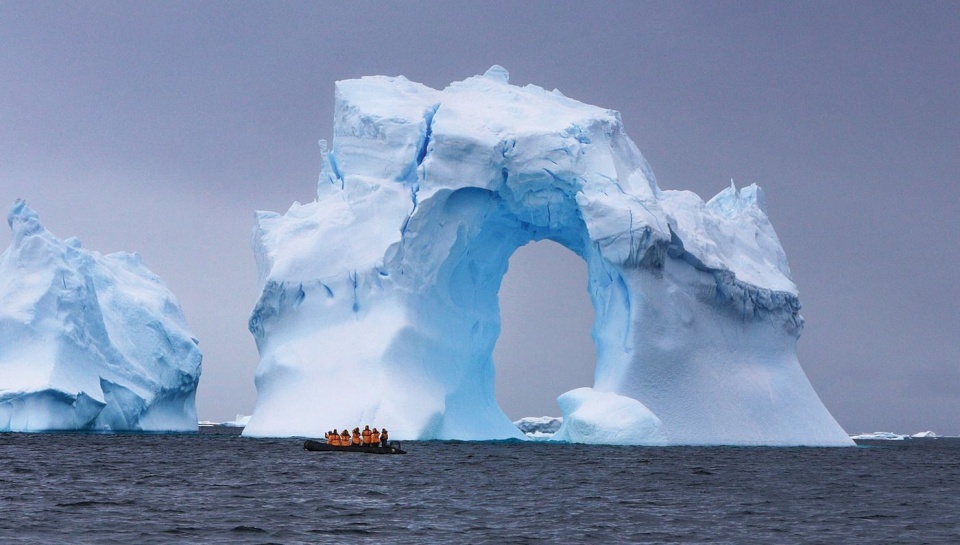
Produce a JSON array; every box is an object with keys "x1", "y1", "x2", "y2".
[{"x1": 325, "y1": 425, "x2": 389, "y2": 448}]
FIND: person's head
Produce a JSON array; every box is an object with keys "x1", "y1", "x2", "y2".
[{"x1": 364, "y1": 425, "x2": 370, "y2": 430}]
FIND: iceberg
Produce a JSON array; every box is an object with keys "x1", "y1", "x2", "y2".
[
  {"x1": 0, "y1": 200, "x2": 202, "y2": 432},
  {"x1": 245, "y1": 66, "x2": 852, "y2": 446}
]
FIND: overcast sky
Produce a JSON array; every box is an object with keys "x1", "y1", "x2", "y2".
[{"x1": 1, "y1": 1, "x2": 957, "y2": 434}]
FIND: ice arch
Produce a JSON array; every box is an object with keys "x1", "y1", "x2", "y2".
[{"x1": 244, "y1": 67, "x2": 852, "y2": 446}]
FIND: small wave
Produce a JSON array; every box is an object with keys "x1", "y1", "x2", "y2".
[
  {"x1": 231, "y1": 525, "x2": 267, "y2": 533},
  {"x1": 55, "y1": 500, "x2": 129, "y2": 508},
  {"x1": 856, "y1": 513, "x2": 898, "y2": 520}
]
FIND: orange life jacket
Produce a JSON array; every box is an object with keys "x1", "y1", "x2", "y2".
[
  {"x1": 362, "y1": 428, "x2": 372, "y2": 445},
  {"x1": 331, "y1": 433, "x2": 341, "y2": 446},
  {"x1": 371, "y1": 430, "x2": 381, "y2": 444},
  {"x1": 352, "y1": 431, "x2": 361, "y2": 445},
  {"x1": 341, "y1": 431, "x2": 350, "y2": 445}
]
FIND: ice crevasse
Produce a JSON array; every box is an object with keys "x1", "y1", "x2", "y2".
[
  {"x1": 245, "y1": 66, "x2": 853, "y2": 446},
  {"x1": 0, "y1": 200, "x2": 202, "y2": 432}
]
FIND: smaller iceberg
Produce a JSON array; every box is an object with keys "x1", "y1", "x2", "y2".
[
  {"x1": 910, "y1": 431, "x2": 938, "y2": 438},
  {"x1": 0, "y1": 200, "x2": 202, "y2": 432},
  {"x1": 551, "y1": 388, "x2": 667, "y2": 445}
]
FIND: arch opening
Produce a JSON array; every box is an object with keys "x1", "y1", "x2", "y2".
[{"x1": 493, "y1": 240, "x2": 597, "y2": 422}]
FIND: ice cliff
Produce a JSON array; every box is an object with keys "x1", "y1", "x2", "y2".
[
  {"x1": 245, "y1": 66, "x2": 852, "y2": 446},
  {"x1": 0, "y1": 200, "x2": 202, "y2": 432}
]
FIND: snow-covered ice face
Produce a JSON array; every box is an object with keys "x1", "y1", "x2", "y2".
[{"x1": 243, "y1": 68, "x2": 851, "y2": 446}]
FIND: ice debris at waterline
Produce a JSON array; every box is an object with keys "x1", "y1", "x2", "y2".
[
  {"x1": 198, "y1": 414, "x2": 251, "y2": 428},
  {"x1": 244, "y1": 66, "x2": 852, "y2": 446},
  {"x1": 221, "y1": 414, "x2": 252, "y2": 428},
  {"x1": 0, "y1": 200, "x2": 202, "y2": 432},
  {"x1": 514, "y1": 416, "x2": 563, "y2": 439}
]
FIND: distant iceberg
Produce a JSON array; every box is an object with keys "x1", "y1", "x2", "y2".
[
  {"x1": 0, "y1": 200, "x2": 202, "y2": 432},
  {"x1": 850, "y1": 432, "x2": 907, "y2": 441}
]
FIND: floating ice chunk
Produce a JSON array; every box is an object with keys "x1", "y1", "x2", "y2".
[
  {"x1": 514, "y1": 416, "x2": 563, "y2": 438},
  {"x1": 551, "y1": 388, "x2": 667, "y2": 445},
  {"x1": 220, "y1": 414, "x2": 252, "y2": 428}
]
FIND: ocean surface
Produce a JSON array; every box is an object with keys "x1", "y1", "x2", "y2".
[{"x1": 1, "y1": 428, "x2": 958, "y2": 544}]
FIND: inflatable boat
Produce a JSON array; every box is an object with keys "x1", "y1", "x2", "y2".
[{"x1": 303, "y1": 439, "x2": 406, "y2": 454}]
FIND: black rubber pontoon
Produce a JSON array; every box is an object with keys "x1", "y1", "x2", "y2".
[{"x1": 303, "y1": 439, "x2": 406, "y2": 454}]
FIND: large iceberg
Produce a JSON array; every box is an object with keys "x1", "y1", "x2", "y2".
[
  {"x1": 0, "y1": 200, "x2": 202, "y2": 432},
  {"x1": 245, "y1": 66, "x2": 852, "y2": 446}
]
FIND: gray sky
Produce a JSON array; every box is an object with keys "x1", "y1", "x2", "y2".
[{"x1": 1, "y1": 1, "x2": 957, "y2": 434}]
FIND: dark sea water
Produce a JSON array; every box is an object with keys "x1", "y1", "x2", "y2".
[{"x1": 1, "y1": 429, "x2": 958, "y2": 544}]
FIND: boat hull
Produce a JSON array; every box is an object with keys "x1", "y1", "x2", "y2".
[{"x1": 303, "y1": 439, "x2": 406, "y2": 454}]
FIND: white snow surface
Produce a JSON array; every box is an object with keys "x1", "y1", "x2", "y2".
[
  {"x1": 0, "y1": 200, "x2": 201, "y2": 432},
  {"x1": 245, "y1": 66, "x2": 852, "y2": 446},
  {"x1": 911, "y1": 431, "x2": 938, "y2": 438}
]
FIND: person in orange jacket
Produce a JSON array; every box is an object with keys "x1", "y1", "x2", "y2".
[
  {"x1": 371, "y1": 428, "x2": 381, "y2": 445},
  {"x1": 362, "y1": 425, "x2": 373, "y2": 445},
  {"x1": 352, "y1": 428, "x2": 362, "y2": 446},
  {"x1": 330, "y1": 429, "x2": 340, "y2": 446}
]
